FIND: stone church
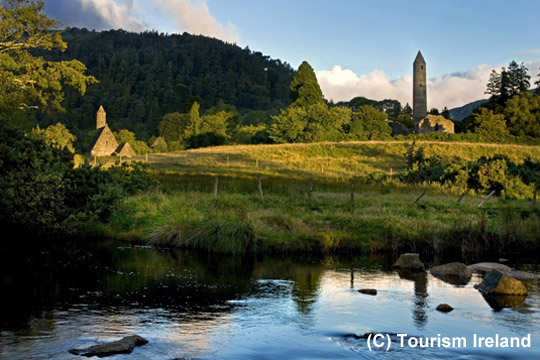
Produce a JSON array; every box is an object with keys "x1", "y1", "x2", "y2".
[
  {"x1": 86, "y1": 106, "x2": 135, "y2": 157},
  {"x1": 412, "y1": 51, "x2": 454, "y2": 134}
]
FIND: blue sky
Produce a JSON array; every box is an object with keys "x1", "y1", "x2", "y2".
[{"x1": 44, "y1": 0, "x2": 540, "y2": 109}]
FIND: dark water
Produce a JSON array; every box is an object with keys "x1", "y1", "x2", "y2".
[{"x1": 1, "y1": 242, "x2": 539, "y2": 359}]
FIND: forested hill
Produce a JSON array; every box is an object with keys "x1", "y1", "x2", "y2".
[{"x1": 38, "y1": 28, "x2": 294, "y2": 138}]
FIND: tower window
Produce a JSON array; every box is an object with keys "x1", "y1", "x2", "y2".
[
  {"x1": 420, "y1": 84, "x2": 422, "y2": 87},
  {"x1": 421, "y1": 65, "x2": 424, "y2": 69}
]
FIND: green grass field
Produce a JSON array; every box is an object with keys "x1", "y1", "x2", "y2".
[{"x1": 90, "y1": 140, "x2": 540, "y2": 259}]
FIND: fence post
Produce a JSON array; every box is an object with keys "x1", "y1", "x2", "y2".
[
  {"x1": 478, "y1": 190, "x2": 496, "y2": 208},
  {"x1": 412, "y1": 191, "x2": 426, "y2": 205},
  {"x1": 456, "y1": 192, "x2": 466, "y2": 205},
  {"x1": 533, "y1": 187, "x2": 537, "y2": 207},
  {"x1": 213, "y1": 176, "x2": 219, "y2": 199},
  {"x1": 258, "y1": 176, "x2": 264, "y2": 201},
  {"x1": 226, "y1": 156, "x2": 229, "y2": 166},
  {"x1": 256, "y1": 159, "x2": 259, "y2": 168},
  {"x1": 308, "y1": 177, "x2": 313, "y2": 203},
  {"x1": 350, "y1": 181, "x2": 355, "y2": 213}
]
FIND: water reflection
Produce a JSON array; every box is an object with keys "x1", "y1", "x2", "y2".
[
  {"x1": 396, "y1": 269, "x2": 429, "y2": 327},
  {"x1": 1, "y1": 244, "x2": 539, "y2": 360}
]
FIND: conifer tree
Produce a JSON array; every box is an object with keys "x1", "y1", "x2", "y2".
[{"x1": 289, "y1": 61, "x2": 325, "y2": 107}]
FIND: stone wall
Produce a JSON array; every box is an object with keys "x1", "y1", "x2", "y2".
[{"x1": 416, "y1": 114, "x2": 455, "y2": 134}]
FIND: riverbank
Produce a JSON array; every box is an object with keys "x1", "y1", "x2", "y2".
[
  {"x1": 80, "y1": 141, "x2": 540, "y2": 258},
  {"x1": 81, "y1": 175, "x2": 539, "y2": 259}
]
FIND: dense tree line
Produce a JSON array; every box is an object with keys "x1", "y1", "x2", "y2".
[
  {"x1": 463, "y1": 60, "x2": 540, "y2": 139},
  {"x1": 35, "y1": 28, "x2": 294, "y2": 141},
  {"x1": 0, "y1": 1, "x2": 156, "y2": 239}
]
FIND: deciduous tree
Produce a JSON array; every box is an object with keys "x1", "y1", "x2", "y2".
[{"x1": 0, "y1": 0, "x2": 97, "y2": 127}]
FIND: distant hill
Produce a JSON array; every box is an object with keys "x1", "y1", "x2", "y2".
[
  {"x1": 449, "y1": 89, "x2": 539, "y2": 122},
  {"x1": 38, "y1": 28, "x2": 294, "y2": 138},
  {"x1": 449, "y1": 99, "x2": 489, "y2": 122}
]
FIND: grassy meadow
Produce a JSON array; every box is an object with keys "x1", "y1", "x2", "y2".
[{"x1": 89, "y1": 140, "x2": 540, "y2": 259}]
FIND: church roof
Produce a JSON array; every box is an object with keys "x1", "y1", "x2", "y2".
[
  {"x1": 115, "y1": 142, "x2": 136, "y2": 157},
  {"x1": 85, "y1": 126, "x2": 106, "y2": 155},
  {"x1": 414, "y1": 51, "x2": 425, "y2": 64}
]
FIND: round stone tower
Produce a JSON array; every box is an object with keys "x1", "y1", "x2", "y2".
[{"x1": 413, "y1": 51, "x2": 427, "y2": 123}]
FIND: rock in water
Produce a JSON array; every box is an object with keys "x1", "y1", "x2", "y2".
[
  {"x1": 502, "y1": 269, "x2": 540, "y2": 280},
  {"x1": 468, "y1": 262, "x2": 510, "y2": 273},
  {"x1": 69, "y1": 335, "x2": 148, "y2": 357},
  {"x1": 392, "y1": 253, "x2": 424, "y2": 270},
  {"x1": 475, "y1": 269, "x2": 528, "y2": 296},
  {"x1": 436, "y1": 304, "x2": 454, "y2": 312},
  {"x1": 357, "y1": 289, "x2": 377, "y2": 295},
  {"x1": 430, "y1": 262, "x2": 472, "y2": 285}
]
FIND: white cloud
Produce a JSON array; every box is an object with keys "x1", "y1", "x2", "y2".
[
  {"x1": 79, "y1": 0, "x2": 147, "y2": 32},
  {"x1": 157, "y1": 0, "x2": 239, "y2": 43},
  {"x1": 317, "y1": 61, "x2": 540, "y2": 110},
  {"x1": 46, "y1": 0, "x2": 239, "y2": 42}
]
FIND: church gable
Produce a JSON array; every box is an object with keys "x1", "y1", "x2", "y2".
[
  {"x1": 86, "y1": 125, "x2": 119, "y2": 156},
  {"x1": 115, "y1": 142, "x2": 136, "y2": 157}
]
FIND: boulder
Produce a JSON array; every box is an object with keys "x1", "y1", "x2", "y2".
[
  {"x1": 475, "y1": 269, "x2": 528, "y2": 296},
  {"x1": 392, "y1": 253, "x2": 424, "y2": 270},
  {"x1": 469, "y1": 262, "x2": 511, "y2": 273},
  {"x1": 481, "y1": 293, "x2": 527, "y2": 311},
  {"x1": 436, "y1": 304, "x2": 454, "y2": 313},
  {"x1": 69, "y1": 335, "x2": 148, "y2": 357},
  {"x1": 503, "y1": 269, "x2": 539, "y2": 280},
  {"x1": 357, "y1": 289, "x2": 377, "y2": 296},
  {"x1": 430, "y1": 262, "x2": 472, "y2": 285}
]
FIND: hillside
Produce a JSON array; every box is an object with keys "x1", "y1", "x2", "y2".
[
  {"x1": 449, "y1": 99, "x2": 489, "y2": 122},
  {"x1": 38, "y1": 28, "x2": 294, "y2": 138}
]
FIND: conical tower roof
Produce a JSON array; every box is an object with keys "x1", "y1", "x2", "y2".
[
  {"x1": 97, "y1": 105, "x2": 106, "y2": 113},
  {"x1": 414, "y1": 51, "x2": 425, "y2": 64}
]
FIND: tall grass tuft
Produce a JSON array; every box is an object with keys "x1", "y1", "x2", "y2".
[{"x1": 147, "y1": 210, "x2": 255, "y2": 255}]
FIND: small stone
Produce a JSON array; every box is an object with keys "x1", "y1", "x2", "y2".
[
  {"x1": 392, "y1": 253, "x2": 424, "y2": 270},
  {"x1": 436, "y1": 304, "x2": 454, "y2": 312},
  {"x1": 357, "y1": 289, "x2": 377, "y2": 295}
]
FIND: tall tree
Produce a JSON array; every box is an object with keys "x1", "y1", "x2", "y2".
[
  {"x1": 402, "y1": 103, "x2": 413, "y2": 115},
  {"x1": 507, "y1": 61, "x2": 530, "y2": 95},
  {"x1": 469, "y1": 107, "x2": 509, "y2": 138},
  {"x1": 485, "y1": 69, "x2": 502, "y2": 99},
  {"x1": 289, "y1": 61, "x2": 325, "y2": 107},
  {"x1": 0, "y1": 0, "x2": 97, "y2": 127},
  {"x1": 535, "y1": 65, "x2": 540, "y2": 94},
  {"x1": 504, "y1": 92, "x2": 540, "y2": 137},
  {"x1": 441, "y1": 106, "x2": 450, "y2": 119}
]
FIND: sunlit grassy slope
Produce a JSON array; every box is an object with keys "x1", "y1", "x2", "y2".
[
  {"x1": 94, "y1": 140, "x2": 540, "y2": 256},
  {"x1": 139, "y1": 140, "x2": 540, "y2": 181}
]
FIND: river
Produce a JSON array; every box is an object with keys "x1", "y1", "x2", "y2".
[{"x1": 1, "y1": 242, "x2": 539, "y2": 359}]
